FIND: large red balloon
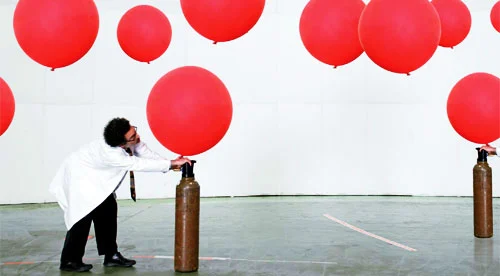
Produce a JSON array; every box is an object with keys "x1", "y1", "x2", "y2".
[
  {"x1": 358, "y1": 0, "x2": 441, "y2": 75},
  {"x1": 117, "y1": 5, "x2": 172, "y2": 63},
  {"x1": 180, "y1": 0, "x2": 265, "y2": 43},
  {"x1": 447, "y1": 73, "x2": 500, "y2": 144},
  {"x1": 147, "y1": 66, "x2": 233, "y2": 156},
  {"x1": 491, "y1": 1, "x2": 500, "y2": 33},
  {"x1": 299, "y1": 0, "x2": 365, "y2": 68},
  {"x1": 431, "y1": 0, "x2": 471, "y2": 48},
  {"x1": 13, "y1": 0, "x2": 99, "y2": 70},
  {"x1": 0, "y1": 78, "x2": 15, "y2": 136}
]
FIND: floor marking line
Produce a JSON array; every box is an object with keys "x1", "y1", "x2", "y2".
[
  {"x1": 149, "y1": 256, "x2": 334, "y2": 264},
  {"x1": 323, "y1": 214, "x2": 417, "y2": 252},
  {"x1": 1, "y1": 256, "x2": 336, "y2": 266},
  {"x1": 151, "y1": 256, "x2": 173, "y2": 259},
  {"x1": 133, "y1": 255, "x2": 157, "y2": 259},
  {"x1": 230, "y1": 258, "x2": 337, "y2": 265}
]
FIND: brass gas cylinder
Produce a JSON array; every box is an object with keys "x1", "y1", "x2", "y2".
[
  {"x1": 473, "y1": 149, "x2": 493, "y2": 238},
  {"x1": 174, "y1": 160, "x2": 200, "y2": 272}
]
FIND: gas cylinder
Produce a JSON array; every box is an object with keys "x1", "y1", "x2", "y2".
[
  {"x1": 473, "y1": 149, "x2": 493, "y2": 238},
  {"x1": 174, "y1": 160, "x2": 200, "y2": 272}
]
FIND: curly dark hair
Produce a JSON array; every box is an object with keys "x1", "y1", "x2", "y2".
[{"x1": 103, "y1": 117, "x2": 131, "y2": 147}]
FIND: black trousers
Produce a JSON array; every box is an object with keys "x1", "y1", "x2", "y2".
[{"x1": 61, "y1": 194, "x2": 118, "y2": 262}]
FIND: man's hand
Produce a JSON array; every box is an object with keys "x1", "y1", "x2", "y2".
[
  {"x1": 170, "y1": 156, "x2": 192, "y2": 170},
  {"x1": 480, "y1": 144, "x2": 497, "y2": 156}
]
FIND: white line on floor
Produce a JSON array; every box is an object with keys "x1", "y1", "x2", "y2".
[
  {"x1": 138, "y1": 256, "x2": 337, "y2": 265},
  {"x1": 323, "y1": 214, "x2": 417, "y2": 252},
  {"x1": 0, "y1": 256, "x2": 336, "y2": 266},
  {"x1": 230, "y1": 258, "x2": 337, "y2": 265}
]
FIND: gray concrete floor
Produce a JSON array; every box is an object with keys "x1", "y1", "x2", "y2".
[{"x1": 0, "y1": 196, "x2": 499, "y2": 275}]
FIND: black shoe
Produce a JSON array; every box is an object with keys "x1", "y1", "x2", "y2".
[
  {"x1": 103, "y1": 252, "x2": 136, "y2": 267},
  {"x1": 59, "y1": 261, "x2": 93, "y2": 272}
]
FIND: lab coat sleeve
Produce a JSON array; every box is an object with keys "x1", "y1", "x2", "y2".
[
  {"x1": 134, "y1": 142, "x2": 165, "y2": 160},
  {"x1": 100, "y1": 148, "x2": 171, "y2": 172}
]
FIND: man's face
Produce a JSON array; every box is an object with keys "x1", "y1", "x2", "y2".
[{"x1": 123, "y1": 126, "x2": 140, "y2": 148}]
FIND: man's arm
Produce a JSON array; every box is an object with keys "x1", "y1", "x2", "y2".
[
  {"x1": 99, "y1": 146, "x2": 171, "y2": 172},
  {"x1": 134, "y1": 142, "x2": 164, "y2": 160},
  {"x1": 133, "y1": 142, "x2": 192, "y2": 168}
]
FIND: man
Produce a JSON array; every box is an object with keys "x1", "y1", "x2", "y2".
[
  {"x1": 49, "y1": 117, "x2": 191, "y2": 272},
  {"x1": 480, "y1": 144, "x2": 499, "y2": 157}
]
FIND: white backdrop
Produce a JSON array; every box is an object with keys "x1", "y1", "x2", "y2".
[{"x1": 0, "y1": 0, "x2": 499, "y2": 204}]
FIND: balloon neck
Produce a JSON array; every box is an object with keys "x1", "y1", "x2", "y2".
[
  {"x1": 147, "y1": 61, "x2": 150, "y2": 64},
  {"x1": 333, "y1": 65, "x2": 337, "y2": 69},
  {"x1": 450, "y1": 46, "x2": 454, "y2": 49},
  {"x1": 406, "y1": 72, "x2": 410, "y2": 76},
  {"x1": 213, "y1": 41, "x2": 218, "y2": 45},
  {"x1": 51, "y1": 68, "x2": 55, "y2": 71}
]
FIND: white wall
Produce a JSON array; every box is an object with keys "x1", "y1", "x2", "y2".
[{"x1": 0, "y1": 0, "x2": 499, "y2": 204}]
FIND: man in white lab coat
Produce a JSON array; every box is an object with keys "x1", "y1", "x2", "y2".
[{"x1": 49, "y1": 117, "x2": 191, "y2": 272}]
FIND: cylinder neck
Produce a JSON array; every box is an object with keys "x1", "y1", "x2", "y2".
[
  {"x1": 476, "y1": 148, "x2": 488, "y2": 162},
  {"x1": 181, "y1": 160, "x2": 197, "y2": 178}
]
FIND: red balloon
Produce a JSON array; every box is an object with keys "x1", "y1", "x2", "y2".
[
  {"x1": 180, "y1": 0, "x2": 265, "y2": 43},
  {"x1": 491, "y1": 1, "x2": 500, "y2": 33},
  {"x1": 431, "y1": 0, "x2": 471, "y2": 48},
  {"x1": 117, "y1": 5, "x2": 172, "y2": 63},
  {"x1": 0, "y1": 78, "x2": 15, "y2": 136},
  {"x1": 447, "y1": 73, "x2": 500, "y2": 144},
  {"x1": 13, "y1": 0, "x2": 99, "y2": 70},
  {"x1": 147, "y1": 66, "x2": 233, "y2": 156},
  {"x1": 299, "y1": 0, "x2": 365, "y2": 68},
  {"x1": 358, "y1": 0, "x2": 441, "y2": 75}
]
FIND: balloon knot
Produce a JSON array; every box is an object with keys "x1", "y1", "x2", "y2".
[
  {"x1": 333, "y1": 65, "x2": 337, "y2": 69},
  {"x1": 51, "y1": 68, "x2": 55, "y2": 71},
  {"x1": 406, "y1": 72, "x2": 410, "y2": 76},
  {"x1": 213, "y1": 41, "x2": 217, "y2": 45},
  {"x1": 147, "y1": 61, "x2": 150, "y2": 64},
  {"x1": 451, "y1": 46, "x2": 454, "y2": 49}
]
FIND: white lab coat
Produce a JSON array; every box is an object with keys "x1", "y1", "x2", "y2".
[{"x1": 49, "y1": 139, "x2": 171, "y2": 230}]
